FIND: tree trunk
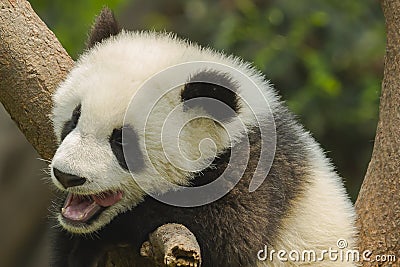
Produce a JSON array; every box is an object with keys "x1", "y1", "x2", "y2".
[{"x1": 355, "y1": 0, "x2": 400, "y2": 265}]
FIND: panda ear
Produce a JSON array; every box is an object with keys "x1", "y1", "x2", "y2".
[
  {"x1": 86, "y1": 7, "x2": 121, "y2": 49},
  {"x1": 181, "y1": 71, "x2": 240, "y2": 121}
]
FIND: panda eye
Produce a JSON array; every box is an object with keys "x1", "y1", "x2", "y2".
[
  {"x1": 60, "y1": 104, "x2": 81, "y2": 141},
  {"x1": 110, "y1": 128, "x2": 123, "y2": 145},
  {"x1": 109, "y1": 126, "x2": 144, "y2": 172}
]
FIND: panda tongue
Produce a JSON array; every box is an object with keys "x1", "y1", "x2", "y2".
[
  {"x1": 61, "y1": 192, "x2": 122, "y2": 222},
  {"x1": 92, "y1": 191, "x2": 123, "y2": 207}
]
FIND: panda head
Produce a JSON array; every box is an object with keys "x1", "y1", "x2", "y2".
[{"x1": 50, "y1": 8, "x2": 276, "y2": 234}]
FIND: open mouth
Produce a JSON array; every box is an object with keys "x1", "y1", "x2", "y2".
[{"x1": 61, "y1": 191, "x2": 123, "y2": 223}]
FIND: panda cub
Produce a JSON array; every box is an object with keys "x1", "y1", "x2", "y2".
[{"x1": 49, "y1": 8, "x2": 356, "y2": 267}]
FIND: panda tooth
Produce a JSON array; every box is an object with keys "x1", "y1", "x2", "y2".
[{"x1": 61, "y1": 208, "x2": 65, "y2": 213}]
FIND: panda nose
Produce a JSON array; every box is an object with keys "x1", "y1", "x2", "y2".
[{"x1": 53, "y1": 168, "x2": 86, "y2": 189}]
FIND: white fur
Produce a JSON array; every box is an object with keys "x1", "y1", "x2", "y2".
[
  {"x1": 51, "y1": 30, "x2": 356, "y2": 266},
  {"x1": 51, "y1": 31, "x2": 280, "y2": 233},
  {"x1": 257, "y1": 132, "x2": 357, "y2": 266}
]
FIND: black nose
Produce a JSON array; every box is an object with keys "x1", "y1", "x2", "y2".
[{"x1": 53, "y1": 168, "x2": 86, "y2": 189}]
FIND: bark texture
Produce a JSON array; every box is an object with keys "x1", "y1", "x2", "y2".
[
  {"x1": 0, "y1": 0, "x2": 73, "y2": 160},
  {"x1": 355, "y1": 0, "x2": 400, "y2": 265}
]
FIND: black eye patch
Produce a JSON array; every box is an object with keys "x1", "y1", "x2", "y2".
[
  {"x1": 109, "y1": 126, "x2": 144, "y2": 172},
  {"x1": 60, "y1": 104, "x2": 81, "y2": 141}
]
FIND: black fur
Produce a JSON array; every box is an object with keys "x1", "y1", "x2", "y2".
[
  {"x1": 52, "y1": 8, "x2": 312, "y2": 267},
  {"x1": 61, "y1": 104, "x2": 81, "y2": 141},
  {"x1": 181, "y1": 71, "x2": 240, "y2": 121},
  {"x1": 51, "y1": 105, "x2": 311, "y2": 267},
  {"x1": 87, "y1": 7, "x2": 121, "y2": 49},
  {"x1": 109, "y1": 126, "x2": 144, "y2": 172},
  {"x1": 190, "y1": 148, "x2": 231, "y2": 187}
]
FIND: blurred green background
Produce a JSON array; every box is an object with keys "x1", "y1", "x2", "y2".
[
  {"x1": 0, "y1": 0, "x2": 384, "y2": 266},
  {"x1": 31, "y1": 0, "x2": 384, "y2": 200}
]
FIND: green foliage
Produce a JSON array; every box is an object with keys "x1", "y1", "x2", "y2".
[
  {"x1": 29, "y1": 0, "x2": 384, "y2": 200},
  {"x1": 29, "y1": 0, "x2": 128, "y2": 59}
]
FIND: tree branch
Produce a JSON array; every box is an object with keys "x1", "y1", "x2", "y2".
[
  {"x1": 355, "y1": 0, "x2": 400, "y2": 265},
  {"x1": 0, "y1": 1, "x2": 201, "y2": 266},
  {"x1": 0, "y1": 0, "x2": 73, "y2": 160}
]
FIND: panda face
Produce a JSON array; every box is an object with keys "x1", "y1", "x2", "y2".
[
  {"x1": 51, "y1": 91, "x2": 145, "y2": 233},
  {"x1": 49, "y1": 29, "x2": 277, "y2": 233}
]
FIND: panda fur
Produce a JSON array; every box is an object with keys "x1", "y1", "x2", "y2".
[{"x1": 49, "y1": 8, "x2": 357, "y2": 267}]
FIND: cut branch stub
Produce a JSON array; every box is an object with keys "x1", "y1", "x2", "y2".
[{"x1": 140, "y1": 223, "x2": 202, "y2": 267}]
